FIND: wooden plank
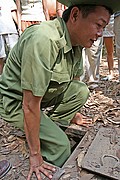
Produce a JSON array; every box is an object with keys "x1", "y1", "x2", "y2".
[
  {"x1": 60, "y1": 125, "x2": 97, "y2": 179},
  {"x1": 60, "y1": 124, "x2": 118, "y2": 180},
  {"x1": 81, "y1": 126, "x2": 120, "y2": 180}
]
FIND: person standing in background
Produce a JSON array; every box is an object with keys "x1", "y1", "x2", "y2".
[
  {"x1": 16, "y1": 0, "x2": 50, "y2": 33},
  {"x1": 44, "y1": 0, "x2": 67, "y2": 20},
  {"x1": 45, "y1": 0, "x2": 56, "y2": 19},
  {"x1": 0, "y1": 0, "x2": 19, "y2": 74},
  {"x1": 114, "y1": 11, "x2": 120, "y2": 81},
  {"x1": 81, "y1": 37, "x2": 103, "y2": 89},
  {"x1": 56, "y1": 1, "x2": 67, "y2": 17}
]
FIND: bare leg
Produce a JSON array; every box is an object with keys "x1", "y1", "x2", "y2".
[
  {"x1": 0, "y1": 58, "x2": 5, "y2": 74},
  {"x1": 104, "y1": 37, "x2": 114, "y2": 78},
  {"x1": 118, "y1": 59, "x2": 120, "y2": 81}
]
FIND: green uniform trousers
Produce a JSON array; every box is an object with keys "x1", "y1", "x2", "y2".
[{"x1": 0, "y1": 80, "x2": 89, "y2": 167}]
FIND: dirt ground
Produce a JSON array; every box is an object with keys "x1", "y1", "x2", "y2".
[{"x1": 0, "y1": 52, "x2": 120, "y2": 179}]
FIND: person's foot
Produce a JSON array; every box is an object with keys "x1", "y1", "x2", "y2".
[
  {"x1": 88, "y1": 83, "x2": 98, "y2": 90},
  {"x1": 102, "y1": 74, "x2": 114, "y2": 81},
  {"x1": 70, "y1": 113, "x2": 92, "y2": 127},
  {"x1": 0, "y1": 160, "x2": 11, "y2": 179}
]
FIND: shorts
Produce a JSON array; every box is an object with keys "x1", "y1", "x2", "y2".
[
  {"x1": 103, "y1": 15, "x2": 115, "y2": 37},
  {"x1": 21, "y1": 21, "x2": 41, "y2": 32},
  {"x1": 0, "y1": 34, "x2": 18, "y2": 59}
]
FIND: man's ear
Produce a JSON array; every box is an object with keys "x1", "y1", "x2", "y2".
[
  {"x1": 73, "y1": 11, "x2": 78, "y2": 21},
  {"x1": 70, "y1": 7, "x2": 80, "y2": 22}
]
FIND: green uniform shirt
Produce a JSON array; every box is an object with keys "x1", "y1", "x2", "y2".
[{"x1": 0, "y1": 18, "x2": 83, "y2": 102}]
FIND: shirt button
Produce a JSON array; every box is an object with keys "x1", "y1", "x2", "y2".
[{"x1": 56, "y1": 41, "x2": 60, "y2": 48}]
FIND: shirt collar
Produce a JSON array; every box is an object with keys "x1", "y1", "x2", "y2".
[
  {"x1": 58, "y1": 18, "x2": 84, "y2": 55},
  {"x1": 57, "y1": 17, "x2": 72, "y2": 54},
  {"x1": 54, "y1": 18, "x2": 83, "y2": 55}
]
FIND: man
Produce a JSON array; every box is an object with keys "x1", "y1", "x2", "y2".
[{"x1": 0, "y1": 0, "x2": 120, "y2": 179}]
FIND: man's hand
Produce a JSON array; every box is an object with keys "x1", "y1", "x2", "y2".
[{"x1": 27, "y1": 154, "x2": 56, "y2": 180}]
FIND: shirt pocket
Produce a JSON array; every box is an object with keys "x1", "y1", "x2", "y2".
[{"x1": 51, "y1": 71, "x2": 70, "y2": 84}]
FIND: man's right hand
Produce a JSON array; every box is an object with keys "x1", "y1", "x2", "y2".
[{"x1": 27, "y1": 154, "x2": 56, "y2": 180}]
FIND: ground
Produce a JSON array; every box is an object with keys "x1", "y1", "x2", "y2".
[{"x1": 0, "y1": 52, "x2": 120, "y2": 179}]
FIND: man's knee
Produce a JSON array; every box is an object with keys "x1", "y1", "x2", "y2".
[
  {"x1": 80, "y1": 82, "x2": 89, "y2": 96},
  {"x1": 77, "y1": 81, "x2": 89, "y2": 104},
  {"x1": 69, "y1": 80, "x2": 89, "y2": 107}
]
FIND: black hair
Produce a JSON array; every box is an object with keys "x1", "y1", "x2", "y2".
[{"x1": 62, "y1": 4, "x2": 113, "y2": 22}]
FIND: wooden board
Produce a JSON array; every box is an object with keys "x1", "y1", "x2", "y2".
[{"x1": 81, "y1": 127, "x2": 120, "y2": 180}]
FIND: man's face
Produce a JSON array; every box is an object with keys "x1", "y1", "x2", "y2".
[{"x1": 68, "y1": 6, "x2": 110, "y2": 48}]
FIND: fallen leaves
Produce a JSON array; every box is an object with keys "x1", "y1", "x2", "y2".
[
  {"x1": 81, "y1": 80, "x2": 120, "y2": 125},
  {"x1": 0, "y1": 119, "x2": 29, "y2": 158}
]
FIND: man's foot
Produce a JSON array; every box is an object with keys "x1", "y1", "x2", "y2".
[
  {"x1": 0, "y1": 160, "x2": 11, "y2": 179},
  {"x1": 70, "y1": 113, "x2": 92, "y2": 127}
]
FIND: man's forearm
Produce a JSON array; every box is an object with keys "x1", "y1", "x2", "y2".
[
  {"x1": 23, "y1": 108, "x2": 41, "y2": 156},
  {"x1": 22, "y1": 90, "x2": 42, "y2": 156}
]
